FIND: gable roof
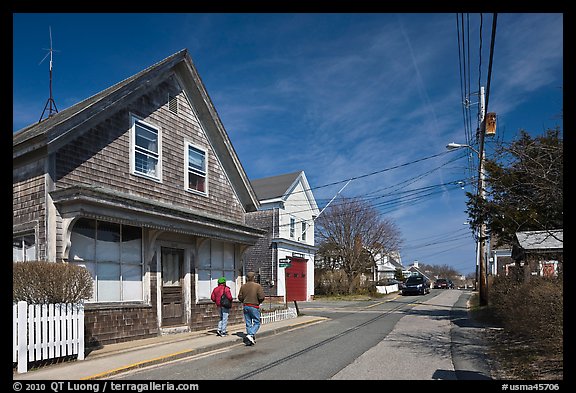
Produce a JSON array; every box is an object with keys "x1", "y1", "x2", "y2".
[
  {"x1": 251, "y1": 171, "x2": 302, "y2": 201},
  {"x1": 515, "y1": 229, "x2": 563, "y2": 250},
  {"x1": 251, "y1": 170, "x2": 320, "y2": 214},
  {"x1": 407, "y1": 265, "x2": 431, "y2": 280},
  {"x1": 13, "y1": 48, "x2": 259, "y2": 212},
  {"x1": 14, "y1": 49, "x2": 187, "y2": 148}
]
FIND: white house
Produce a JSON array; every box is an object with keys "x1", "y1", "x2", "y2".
[
  {"x1": 245, "y1": 171, "x2": 320, "y2": 301},
  {"x1": 373, "y1": 250, "x2": 404, "y2": 282}
]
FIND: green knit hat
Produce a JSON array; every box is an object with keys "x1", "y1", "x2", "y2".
[{"x1": 217, "y1": 277, "x2": 226, "y2": 284}]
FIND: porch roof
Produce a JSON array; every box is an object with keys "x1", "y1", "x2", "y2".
[{"x1": 51, "y1": 185, "x2": 266, "y2": 245}]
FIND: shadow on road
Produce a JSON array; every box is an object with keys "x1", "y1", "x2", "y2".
[{"x1": 433, "y1": 368, "x2": 492, "y2": 380}]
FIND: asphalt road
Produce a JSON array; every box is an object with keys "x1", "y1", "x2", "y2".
[
  {"x1": 330, "y1": 289, "x2": 490, "y2": 379},
  {"x1": 111, "y1": 289, "x2": 491, "y2": 380}
]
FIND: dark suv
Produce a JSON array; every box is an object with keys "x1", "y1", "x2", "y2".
[{"x1": 402, "y1": 275, "x2": 431, "y2": 295}]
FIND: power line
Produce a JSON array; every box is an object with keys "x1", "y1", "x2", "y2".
[
  {"x1": 270, "y1": 150, "x2": 471, "y2": 219},
  {"x1": 253, "y1": 149, "x2": 454, "y2": 204}
]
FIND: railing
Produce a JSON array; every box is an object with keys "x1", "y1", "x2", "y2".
[
  {"x1": 13, "y1": 301, "x2": 85, "y2": 374},
  {"x1": 260, "y1": 306, "x2": 298, "y2": 325}
]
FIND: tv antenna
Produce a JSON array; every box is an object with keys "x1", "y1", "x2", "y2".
[{"x1": 39, "y1": 26, "x2": 59, "y2": 122}]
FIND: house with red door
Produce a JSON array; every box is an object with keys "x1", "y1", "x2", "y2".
[
  {"x1": 13, "y1": 49, "x2": 266, "y2": 347},
  {"x1": 511, "y1": 229, "x2": 563, "y2": 278},
  {"x1": 244, "y1": 171, "x2": 320, "y2": 302}
]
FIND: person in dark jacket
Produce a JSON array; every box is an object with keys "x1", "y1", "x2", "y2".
[
  {"x1": 237, "y1": 271, "x2": 265, "y2": 345},
  {"x1": 211, "y1": 277, "x2": 233, "y2": 336}
]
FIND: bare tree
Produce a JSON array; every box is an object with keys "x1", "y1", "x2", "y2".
[{"x1": 315, "y1": 197, "x2": 402, "y2": 294}]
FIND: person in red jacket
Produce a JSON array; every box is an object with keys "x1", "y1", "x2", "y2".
[{"x1": 211, "y1": 277, "x2": 233, "y2": 336}]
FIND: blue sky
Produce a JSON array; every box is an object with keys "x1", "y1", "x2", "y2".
[{"x1": 13, "y1": 13, "x2": 563, "y2": 276}]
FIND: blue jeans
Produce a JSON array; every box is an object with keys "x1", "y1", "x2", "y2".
[
  {"x1": 243, "y1": 305, "x2": 261, "y2": 337},
  {"x1": 218, "y1": 307, "x2": 230, "y2": 333}
]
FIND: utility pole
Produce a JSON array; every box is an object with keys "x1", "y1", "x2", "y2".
[{"x1": 477, "y1": 86, "x2": 488, "y2": 307}]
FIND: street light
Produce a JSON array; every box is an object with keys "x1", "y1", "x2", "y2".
[
  {"x1": 446, "y1": 141, "x2": 488, "y2": 306},
  {"x1": 446, "y1": 142, "x2": 475, "y2": 152}
]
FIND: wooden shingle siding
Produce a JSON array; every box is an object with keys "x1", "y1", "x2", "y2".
[
  {"x1": 84, "y1": 304, "x2": 159, "y2": 348},
  {"x1": 54, "y1": 77, "x2": 245, "y2": 224},
  {"x1": 13, "y1": 161, "x2": 47, "y2": 259},
  {"x1": 245, "y1": 209, "x2": 277, "y2": 295},
  {"x1": 13, "y1": 162, "x2": 45, "y2": 223}
]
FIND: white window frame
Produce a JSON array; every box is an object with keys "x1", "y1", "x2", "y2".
[
  {"x1": 13, "y1": 232, "x2": 37, "y2": 262},
  {"x1": 185, "y1": 141, "x2": 208, "y2": 196},
  {"x1": 290, "y1": 217, "x2": 295, "y2": 238},
  {"x1": 130, "y1": 114, "x2": 162, "y2": 181},
  {"x1": 69, "y1": 218, "x2": 144, "y2": 303}
]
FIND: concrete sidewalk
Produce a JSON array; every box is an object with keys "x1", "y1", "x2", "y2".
[{"x1": 13, "y1": 315, "x2": 327, "y2": 381}]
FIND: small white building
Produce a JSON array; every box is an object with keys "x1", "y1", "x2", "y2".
[
  {"x1": 373, "y1": 250, "x2": 404, "y2": 282},
  {"x1": 245, "y1": 171, "x2": 320, "y2": 301}
]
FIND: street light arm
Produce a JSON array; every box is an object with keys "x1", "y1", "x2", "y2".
[{"x1": 446, "y1": 142, "x2": 480, "y2": 156}]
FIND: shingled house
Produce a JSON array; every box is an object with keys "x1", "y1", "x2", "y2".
[
  {"x1": 244, "y1": 171, "x2": 320, "y2": 301},
  {"x1": 511, "y1": 229, "x2": 563, "y2": 278},
  {"x1": 13, "y1": 49, "x2": 266, "y2": 347}
]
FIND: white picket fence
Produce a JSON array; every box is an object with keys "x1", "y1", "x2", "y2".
[
  {"x1": 260, "y1": 306, "x2": 298, "y2": 325},
  {"x1": 13, "y1": 301, "x2": 85, "y2": 374},
  {"x1": 376, "y1": 283, "x2": 399, "y2": 294}
]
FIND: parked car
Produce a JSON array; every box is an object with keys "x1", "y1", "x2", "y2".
[
  {"x1": 402, "y1": 275, "x2": 430, "y2": 295},
  {"x1": 433, "y1": 278, "x2": 449, "y2": 289},
  {"x1": 434, "y1": 278, "x2": 455, "y2": 289}
]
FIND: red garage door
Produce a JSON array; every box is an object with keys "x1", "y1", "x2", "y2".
[{"x1": 285, "y1": 256, "x2": 307, "y2": 301}]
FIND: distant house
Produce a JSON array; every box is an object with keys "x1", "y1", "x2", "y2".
[
  {"x1": 373, "y1": 250, "x2": 404, "y2": 282},
  {"x1": 511, "y1": 229, "x2": 563, "y2": 278},
  {"x1": 406, "y1": 261, "x2": 432, "y2": 281},
  {"x1": 13, "y1": 49, "x2": 266, "y2": 347},
  {"x1": 244, "y1": 171, "x2": 320, "y2": 301}
]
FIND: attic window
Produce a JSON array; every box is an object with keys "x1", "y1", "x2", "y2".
[
  {"x1": 186, "y1": 143, "x2": 207, "y2": 195},
  {"x1": 131, "y1": 116, "x2": 161, "y2": 180},
  {"x1": 168, "y1": 95, "x2": 178, "y2": 114}
]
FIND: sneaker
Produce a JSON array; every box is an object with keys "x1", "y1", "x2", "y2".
[
  {"x1": 246, "y1": 334, "x2": 255, "y2": 345},
  {"x1": 220, "y1": 332, "x2": 228, "y2": 336},
  {"x1": 216, "y1": 330, "x2": 222, "y2": 336}
]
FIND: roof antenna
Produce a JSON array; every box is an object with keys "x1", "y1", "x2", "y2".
[{"x1": 39, "y1": 26, "x2": 59, "y2": 122}]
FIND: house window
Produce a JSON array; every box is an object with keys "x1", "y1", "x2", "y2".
[
  {"x1": 186, "y1": 143, "x2": 207, "y2": 194},
  {"x1": 131, "y1": 116, "x2": 161, "y2": 180},
  {"x1": 290, "y1": 218, "x2": 295, "y2": 238},
  {"x1": 69, "y1": 218, "x2": 143, "y2": 302},
  {"x1": 197, "y1": 239, "x2": 236, "y2": 300},
  {"x1": 13, "y1": 232, "x2": 36, "y2": 262},
  {"x1": 301, "y1": 222, "x2": 307, "y2": 241}
]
